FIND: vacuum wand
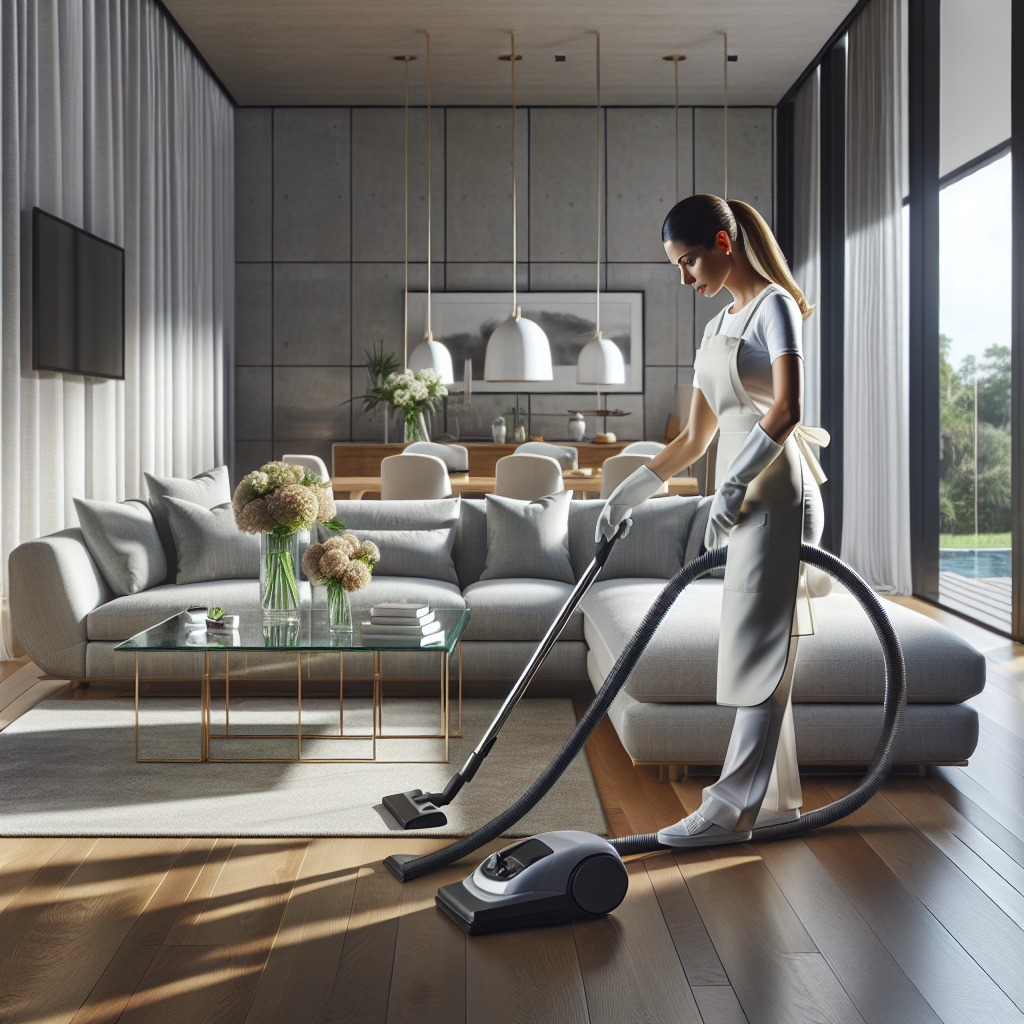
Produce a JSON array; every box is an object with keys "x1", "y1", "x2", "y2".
[{"x1": 380, "y1": 523, "x2": 628, "y2": 830}]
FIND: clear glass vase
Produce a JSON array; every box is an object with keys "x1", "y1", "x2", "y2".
[
  {"x1": 326, "y1": 581, "x2": 353, "y2": 632},
  {"x1": 260, "y1": 531, "x2": 301, "y2": 622},
  {"x1": 404, "y1": 411, "x2": 429, "y2": 443}
]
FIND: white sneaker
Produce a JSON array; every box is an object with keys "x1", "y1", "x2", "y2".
[{"x1": 657, "y1": 809, "x2": 752, "y2": 848}]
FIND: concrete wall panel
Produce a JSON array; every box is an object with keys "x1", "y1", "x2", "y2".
[
  {"x1": 273, "y1": 367, "x2": 351, "y2": 441},
  {"x1": 235, "y1": 109, "x2": 272, "y2": 261},
  {"x1": 607, "y1": 107, "x2": 691, "y2": 263},
  {"x1": 351, "y1": 108, "x2": 445, "y2": 262},
  {"x1": 235, "y1": 367, "x2": 272, "y2": 441},
  {"x1": 446, "y1": 108, "x2": 529, "y2": 262},
  {"x1": 693, "y1": 107, "x2": 774, "y2": 224},
  {"x1": 273, "y1": 263, "x2": 351, "y2": 366},
  {"x1": 529, "y1": 108, "x2": 600, "y2": 263},
  {"x1": 274, "y1": 109, "x2": 351, "y2": 261},
  {"x1": 235, "y1": 263, "x2": 273, "y2": 366}
]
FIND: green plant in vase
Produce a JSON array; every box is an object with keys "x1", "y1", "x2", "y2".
[
  {"x1": 233, "y1": 461, "x2": 346, "y2": 620},
  {"x1": 303, "y1": 534, "x2": 380, "y2": 631}
]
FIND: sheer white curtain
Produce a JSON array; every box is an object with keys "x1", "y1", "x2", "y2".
[
  {"x1": 792, "y1": 69, "x2": 821, "y2": 428},
  {"x1": 842, "y1": 0, "x2": 911, "y2": 594},
  {"x1": 0, "y1": 0, "x2": 233, "y2": 658}
]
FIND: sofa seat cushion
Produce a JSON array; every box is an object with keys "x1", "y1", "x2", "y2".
[
  {"x1": 462, "y1": 578, "x2": 584, "y2": 641},
  {"x1": 581, "y1": 579, "x2": 985, "y2": 704},
  {"x1": 89, "y1": 580, "x2": 263, "y2": 641},
  {"x1": 347, "y1": 576, "x2": 465, "y2": 622},
  {"x1": 601, "y1": 684, "x2": 979, "y2": 765}
]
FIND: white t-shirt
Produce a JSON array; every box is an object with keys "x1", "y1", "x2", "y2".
[{"x1": 696, "y1": 285, "x2": 803, "y2": 413}]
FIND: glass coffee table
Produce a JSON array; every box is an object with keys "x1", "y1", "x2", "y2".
[{"x1": 116, "y1": 608, "x2": 470, "y2": 764}]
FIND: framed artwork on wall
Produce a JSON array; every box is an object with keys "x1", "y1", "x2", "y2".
[{"x1": 405, "y1": 291, "x2": 644, "y2": 393}]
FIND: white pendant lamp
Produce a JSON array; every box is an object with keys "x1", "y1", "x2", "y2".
[
  {"x1": 577, "y1": 31, "x2": 625, "y2": 390},
  {"x1": 484, "y1": 31, "x2": 553, "y2": 382},
  {"x1": 407, "y1": 31, "x2": 454, "y2": 383}
]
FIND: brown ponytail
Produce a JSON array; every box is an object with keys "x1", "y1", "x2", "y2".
[
  {"x1": 726, "y1": 199, "x2": 813, "y2": 320},
  {"x1": 662, "y1": 194, "x2": 813, "y2": 321}
]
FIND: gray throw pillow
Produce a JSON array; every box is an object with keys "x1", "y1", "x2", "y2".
[
  {"x1": 567, "y1": 497, "x2": 694, "y2": 580},
  {"x1": 480, "y1": 491, "x2": 574, "y2": 584},
  {"x1": 145, "y1": 466, "x2": 231, "y2": 582},
  {"x1": 348, "y1": 528, "x2": 459, "y2": 586},
  {"x1": 74, "y1": 497, "x2": 168, "y2": 596},
  {"x1": 164, "y1": 498, "x2": 260, "y2": 584}
]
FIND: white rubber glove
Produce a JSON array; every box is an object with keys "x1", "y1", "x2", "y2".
[
  {"x1": 705, "y1": 423, "x2": 783, "y2": 550},
  {"x1": 596, "y1": 465, "x2": 665, "y2": 542}
]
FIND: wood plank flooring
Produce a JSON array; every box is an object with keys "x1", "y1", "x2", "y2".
[{"x1": 2, "y1": 597, "x2": 1024, "y2": 1023}]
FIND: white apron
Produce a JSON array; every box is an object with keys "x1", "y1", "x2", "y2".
[{"x1": 694, "y1": 286, "x2": 828, "y2": 708}]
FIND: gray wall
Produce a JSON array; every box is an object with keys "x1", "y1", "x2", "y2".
[{"x1": 234, "y1": 106, "x2": 773, "y2": 473}]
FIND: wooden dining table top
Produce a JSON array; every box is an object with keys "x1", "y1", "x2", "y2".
[{"x1": 329, "y1": 471, "x2": 699, "y2": 499}]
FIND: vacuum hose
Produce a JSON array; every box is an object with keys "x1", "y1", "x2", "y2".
[{"x1": 385, "y1": 545, "x2": 906, "y2": 882}]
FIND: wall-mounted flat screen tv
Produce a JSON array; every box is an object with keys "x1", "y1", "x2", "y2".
[{"x1": 33, "y1": 206, "x2": 124, "y2": 380}]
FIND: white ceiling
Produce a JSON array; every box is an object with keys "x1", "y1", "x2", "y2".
[{"x1": 163, "y1": 0, "x2": 857, "y2": 107}]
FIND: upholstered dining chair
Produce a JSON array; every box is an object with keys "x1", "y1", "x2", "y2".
[
  {"x1": 494, "y1": 454, "x2": 564, "y2": 500},
  {"x1": 380, "y1": 453, "x2": 452, "y2": 500},
  {"x1": 599, "y1": 454, "x2": 670, "y2": 500},
  {"x1": 283, "y1": 454, "x2": 331, "y2": 484},
  {"x1": 621, "y1": 441, "x2": 666, "y2": 457},
  {"x1": 404, "y1": 441, "x2": 470, "y2": 473},
  {"x1": 514, "y1": 441, "x2": 578, "y2": 470}
]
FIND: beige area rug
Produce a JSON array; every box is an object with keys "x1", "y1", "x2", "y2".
[{"x1": 0, "y1": 695, "x2": 608, "y2": 838}]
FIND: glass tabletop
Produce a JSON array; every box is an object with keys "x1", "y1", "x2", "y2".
[{"x1": 115, "y1": 608, "x2": 471, "y2": 655}]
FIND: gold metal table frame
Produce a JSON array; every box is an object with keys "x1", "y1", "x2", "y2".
[{"x1": 133, "y1": 641, "x2": 463, "y2": 765}]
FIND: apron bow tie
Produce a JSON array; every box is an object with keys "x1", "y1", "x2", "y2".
[{"x1": 791, "y1": 424, "x2": 831, "y2": 485}]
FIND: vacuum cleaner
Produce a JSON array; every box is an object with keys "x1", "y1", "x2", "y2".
[
  {"x1": 384, "y1": 534, "x2": 907, "y2": 937},
  {"x1": 381, "y1": 528, "x2": 625, "y2": 830}
]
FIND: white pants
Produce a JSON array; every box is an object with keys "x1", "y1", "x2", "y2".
[{"x1": 701, "y1": 637, "x2": 803, "y2": 833}]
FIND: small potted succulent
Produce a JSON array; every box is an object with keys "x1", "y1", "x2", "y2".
[{"x1": 302, "y1": 533, "x2": 380, "y2": 632}]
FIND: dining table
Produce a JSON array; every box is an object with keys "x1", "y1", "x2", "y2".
[{"x1": 329, "y1": 470, "x2": 699, "y2": 500}]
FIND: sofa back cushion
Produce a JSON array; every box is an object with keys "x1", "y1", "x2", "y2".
[
  {"x1": 346, "y1": 529, "x2": 459, "y2": 585},
  {"x1": 165, "y1": 498, "x2": 260, "y2": 583},
  {"x1": 332, "y1": 497, "x2": 460, "y2": 586},
  {"x1": 73, "y1": 498, "x2": 167, "y2": 596},
  {"x1": 145, "y1": 466, "x2": 231, "y2": 583},
  {"x1": 567, "y1": 496, "x2": 701, "y2": 580},
  {"x1": 479, "y1": 491, "x2": 575, "y2": 584}
]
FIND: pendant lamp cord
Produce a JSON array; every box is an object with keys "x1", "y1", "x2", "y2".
[
  {"x1": 511, "y1": 30, "x2": 517, "y2": 316},
  {"x1": 403, "y1": 56, "x2": 410, "y2": 369},
  {"x1": 595, "y1": 31, "x2": 601, "y2": 338},
  {"x1": 723, "y1": 31, "x2": 729, "y2": 200},
  {"x1": 674, "y1": 55, "x2": 679, "y2": 204},
  {"x1": 427, "y1": 31, "x2": 433, "y2": 341}
]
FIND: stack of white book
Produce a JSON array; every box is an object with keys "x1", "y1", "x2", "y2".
[{"x1": 360, "y1": 604, "x2": 444, "y2": 646}]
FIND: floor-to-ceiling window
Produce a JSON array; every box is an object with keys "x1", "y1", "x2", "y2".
[
  {"x1": 937, "y1": 153, "x2": 1013, "y2": 630},
  {"x1": 933, "y1": 0, "x2": 1012, "y2": 632}
]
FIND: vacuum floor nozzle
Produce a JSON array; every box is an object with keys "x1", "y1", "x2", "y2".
[{"x1": 382, "y1": 789, "x2": 447, "y2": 830}]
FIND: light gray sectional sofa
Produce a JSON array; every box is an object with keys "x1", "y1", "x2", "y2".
[{"x1": 9, "y1": 490, "x2": 984, "y2": 769}]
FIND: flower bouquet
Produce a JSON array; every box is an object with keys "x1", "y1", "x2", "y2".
[
  {"x1": 233, "y1": 461, "x2": 345, "y2": 621},
  {"x1": 378, "y1": 368, "x2": 449, "y2": 443},
  {"x1": 302, "y1": 533, "x2": 380, "y2": 631}
]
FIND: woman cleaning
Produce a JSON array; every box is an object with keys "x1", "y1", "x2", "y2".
[{"x1": 598, "y1": 193, "x2": 829, "y2": 848}]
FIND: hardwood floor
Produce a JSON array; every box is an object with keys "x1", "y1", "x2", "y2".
[{"x1": 2, "y1": 599, "x2": 1023, "y2": 1023}]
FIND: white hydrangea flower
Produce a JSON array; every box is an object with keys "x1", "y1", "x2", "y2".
[{"x1": 245, "y1": 470, "x2": 272, "y2": 494}]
